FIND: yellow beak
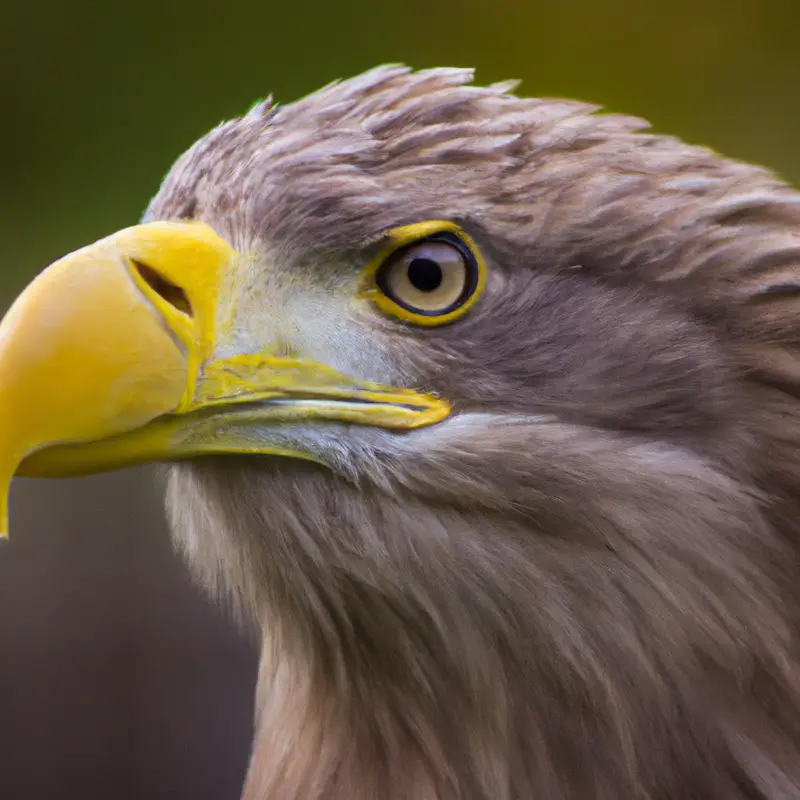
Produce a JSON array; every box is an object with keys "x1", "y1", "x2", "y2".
[{"x1": 0, "y1": 221, "x2": 449, "y2": 537}]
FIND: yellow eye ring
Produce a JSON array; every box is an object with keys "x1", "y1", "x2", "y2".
[{"x1": 361, "y1": 221, "x2": 486, "y2": 327}]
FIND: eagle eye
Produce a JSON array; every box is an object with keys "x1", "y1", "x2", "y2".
[{"x1": 366, "y1": 223, "x2": 486, "y2": 327}]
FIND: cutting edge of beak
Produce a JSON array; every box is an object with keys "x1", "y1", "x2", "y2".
[{"x1": 0, "y1": 221, "x2": 450, "y2": 537}]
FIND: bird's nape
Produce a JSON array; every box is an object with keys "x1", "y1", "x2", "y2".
[{"x1": 5, "y1": 65, "x2": 800, "y2": 799}]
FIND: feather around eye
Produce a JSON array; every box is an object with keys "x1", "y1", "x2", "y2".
[{"x1": 364, "y1": 224, "x2": 486, "y2": 326}]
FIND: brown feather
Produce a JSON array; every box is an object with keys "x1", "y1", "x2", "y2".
[{"x1": 148, "y1": 66, "x2": 800, "y2": 798}]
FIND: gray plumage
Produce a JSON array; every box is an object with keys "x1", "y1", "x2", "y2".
[{"x1": 146, "y1": 65, "x2": 800, "y2": 798}]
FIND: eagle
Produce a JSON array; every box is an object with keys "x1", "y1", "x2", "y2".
[{"x1": 2, "y1": 65, "x2": 800, "y2": 799}]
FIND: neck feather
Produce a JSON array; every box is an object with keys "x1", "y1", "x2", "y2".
[{"x1": 166, "y1": 428, "x2": 800, "y2": 799}]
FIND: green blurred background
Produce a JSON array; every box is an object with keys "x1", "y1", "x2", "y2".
[{"x1": 1, "y1": 1, "x2": 799, "y2": 798}]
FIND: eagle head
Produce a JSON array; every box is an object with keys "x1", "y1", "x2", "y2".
[{"x1": 3, "y1": 66, "x2": 800, "y2": 799}]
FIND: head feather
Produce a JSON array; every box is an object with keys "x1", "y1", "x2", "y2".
[{"x1": 150, "y1": 68, "x2": 800, "y2": 797}]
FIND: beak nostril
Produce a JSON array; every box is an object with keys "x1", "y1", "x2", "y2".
[{"x1": 131, "y1": 259, "x2": 193, "y2": 318}]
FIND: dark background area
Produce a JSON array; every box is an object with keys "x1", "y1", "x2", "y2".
[{"x1": 1, "y1": 1, "x2": 799, "y2": 798}]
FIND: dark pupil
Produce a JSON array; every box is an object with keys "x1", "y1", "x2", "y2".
[{"x1": 407, "y1": 257, "x2": 443, "y2": 292}]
